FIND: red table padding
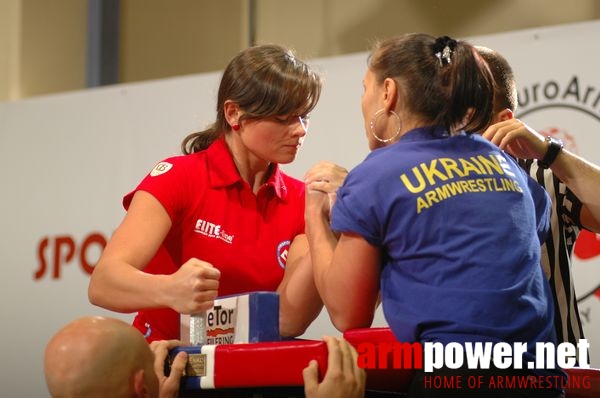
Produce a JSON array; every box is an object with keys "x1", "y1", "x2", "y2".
[
  {"x1": 563, "y1": 367, "x2": 600, "y2": 398},
  {"x1": 173, "y1": 326, "x2": 600, "y2": 397},
  {"x1": 214, "y1": 339, "x2": 327, "y2": 387},
  {"x1": 171, "y1": 339, "x2": 328, "y2": 390},
  {"x1": 344, "y1": 327, "x2": 414, "y2": 393}
]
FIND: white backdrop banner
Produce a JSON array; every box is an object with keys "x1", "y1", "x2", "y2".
[{"x1": 1, "y1": 20, "x2": 599, "y2": 397}]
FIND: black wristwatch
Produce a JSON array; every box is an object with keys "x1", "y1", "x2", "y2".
[{"x1": 538, "y1": 136, "x2": 564, "y2": 169}]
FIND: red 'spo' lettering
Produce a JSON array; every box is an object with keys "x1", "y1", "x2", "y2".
[{"x1": 34, "y1": 232, "x2": 107, "y2": 280}]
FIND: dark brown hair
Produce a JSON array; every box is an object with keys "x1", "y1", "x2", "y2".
[
  {"x1": 476, "y1": 46, "x2": 518, "y2": 114},
  {"x1": 181, "y1": 44, "x2": 322, "y2": 154},
  {"x1": 368, "y1": 33, "x2": 494, "y2": 134}
]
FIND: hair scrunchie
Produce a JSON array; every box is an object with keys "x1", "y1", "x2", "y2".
[{"x1": 433, "y1": 35, "x2": 457, "y2": 66}]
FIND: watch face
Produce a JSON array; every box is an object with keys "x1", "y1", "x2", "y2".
[{"x1": 547, "y1": 136, "x2": 564, "y2": 147}]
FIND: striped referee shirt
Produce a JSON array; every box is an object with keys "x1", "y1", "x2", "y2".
[{"x1": 519, "y1": 158, "x2": 586, "y2": 356}]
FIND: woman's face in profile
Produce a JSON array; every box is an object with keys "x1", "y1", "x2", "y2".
[{"x1": 361, "y1": 68, "x2": 386, "y2": 151}]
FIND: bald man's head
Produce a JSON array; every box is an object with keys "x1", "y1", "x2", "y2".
[{"x1": 44, "y1": 316, "x2": 158, "y2": 398}]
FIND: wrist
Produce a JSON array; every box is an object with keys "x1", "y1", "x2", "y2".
[
  {"x1": 154, "y1": 273, "x2": 173, "y2": 309},
  {"x1": 538, "y1": 136, "x2": 563, "y2": 169}
]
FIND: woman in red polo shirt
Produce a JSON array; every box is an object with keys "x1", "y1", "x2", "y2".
[{"x1": 88, "y1": 44, "x2": 333, "y2": 341}]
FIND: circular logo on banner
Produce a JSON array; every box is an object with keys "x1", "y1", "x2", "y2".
[
  {"x1": 516, "y1": 75, "x2": 600, "y2": 305},
  {"x1": 573, "y1": 231, "x2": 600, "y2": 302}
]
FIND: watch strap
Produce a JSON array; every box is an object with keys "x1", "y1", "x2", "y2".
[{"x1": 538, "y1": 136, "x2": 563, "y2": 169}]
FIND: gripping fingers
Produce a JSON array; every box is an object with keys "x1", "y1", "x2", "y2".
[
  {"x1": 169, "y1": 351, "x2": 188, "y2": 381},
  {"x1": 302, "y1": 359, "x2": 319, "y2": 395}
]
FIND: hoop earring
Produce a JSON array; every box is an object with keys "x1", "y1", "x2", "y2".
[{"x1": 369, "y1": 109, "x2": 401, "y2": 143}]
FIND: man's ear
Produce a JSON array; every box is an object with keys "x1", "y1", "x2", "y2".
[
  {"x1": 497, "y1": 108, "x2": 514, "y2": 122},
  {"x1": 133, "y1": 369, "x2": 150, "y2": 398}
]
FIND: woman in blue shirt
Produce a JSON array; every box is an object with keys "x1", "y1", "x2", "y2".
[{"x1": 306, "y1": 33, "x2": 565, "y2": 397}]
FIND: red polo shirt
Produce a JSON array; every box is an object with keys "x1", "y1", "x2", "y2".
[{"x1": 124, "y1": 137, "x2": 305, "y2": 341}]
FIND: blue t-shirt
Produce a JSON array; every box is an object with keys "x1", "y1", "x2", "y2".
[{"x1": 331, "y1": 126, "x2": 561, "y2": 379}]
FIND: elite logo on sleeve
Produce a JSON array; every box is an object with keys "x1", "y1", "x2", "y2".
[{"x1": 150, "y1": 161, "x2": 173, "y2": 176}]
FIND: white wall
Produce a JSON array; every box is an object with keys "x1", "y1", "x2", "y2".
[{"x1": 1, "y1": 21, "x2": 600, "y2": 397}]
